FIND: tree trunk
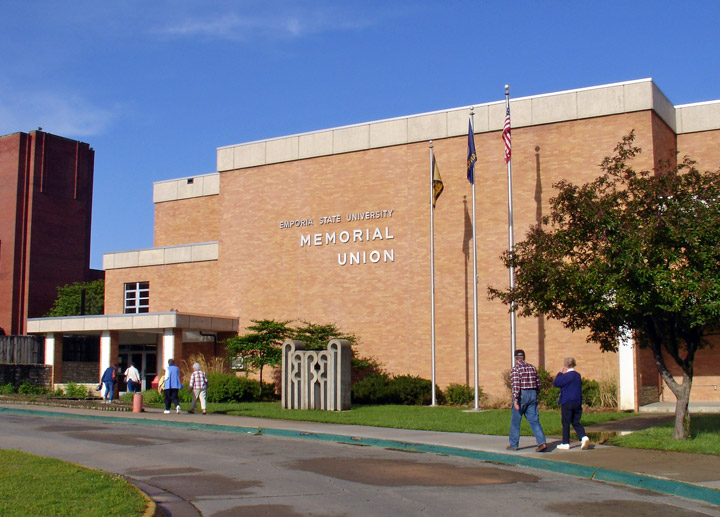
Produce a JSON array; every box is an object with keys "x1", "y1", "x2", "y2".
[
  {"x1": 672, "y1": 372, "x2": 692, "y2": 439},
  {"x1": 651, "y1": 342, "x2": 693, "y2": 440}
]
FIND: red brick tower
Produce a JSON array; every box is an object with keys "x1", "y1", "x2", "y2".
[{"x1": 0, "y1": 130, "x2": 102, "y2": 335}]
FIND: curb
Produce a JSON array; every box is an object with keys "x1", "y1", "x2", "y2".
[{"x1": 3, "y1": 406, "x2": 719, "y2": 507}]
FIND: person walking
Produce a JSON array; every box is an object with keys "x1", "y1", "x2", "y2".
[
  {"x1": 163, "y1": 358, "x2": 183, "y2": 414},
  {"x1": 100, "y1": 363, "x2": 117, "y2": 403},
  {"x1": 188, "y1": 362, "x2": 208, "y2": 415},
  {"x1": 124, "y1": 362, "x2": 141, "y2": 393},
  {"x1": 507, "y1": 349, "x2": 547, "y2": 452},
  {"x1": 553, "y1": 357, "x2": 590, "y2": 450}
]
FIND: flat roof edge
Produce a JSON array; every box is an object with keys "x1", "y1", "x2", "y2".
[
  {"x1": 216, "y1": 78, "x2": 710, "y2": 171},
  {"x1": 27, "y1": 312, "x2": 239, "y2": 334}
]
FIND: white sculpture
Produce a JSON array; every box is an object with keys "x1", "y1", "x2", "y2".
[{"x1": 281, "y1": 338, "x2": 352, "y2": 411}]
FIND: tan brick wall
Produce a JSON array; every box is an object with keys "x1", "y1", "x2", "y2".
[
  {"x1": 154, "y1": 196, "x2": 219, "y2": 247},
  {"x1": 205, "y1": 111, "x2": 655, "y2": 397},
  {"x1": 650, "y1": 114, "x2": 678, "y2": 170},
  {"x1": 105, "y1": 261, "x2": 220, "y2": 315},
  {"x1": 677, "y1": 129, "x2": 720, "y2": 171}
]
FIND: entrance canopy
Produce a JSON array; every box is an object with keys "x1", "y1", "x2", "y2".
[
  {"x1": 27, "y1": 311, "x2": 238, "y2": 335},
  {"x1": 27, "y1": 312, "x2": 239, "y2": 385}
]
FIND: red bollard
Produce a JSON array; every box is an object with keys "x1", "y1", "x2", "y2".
[{"x1": 132, "y1": 392, "x2": 144, "y2": 413}]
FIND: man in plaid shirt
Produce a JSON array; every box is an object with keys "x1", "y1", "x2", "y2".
[
  {"x1": 188, "y1": 362, "x2": 208, "y2": 415},
  {"x1": 507, "y1": 349, "x2": 547, "y2": 452}
]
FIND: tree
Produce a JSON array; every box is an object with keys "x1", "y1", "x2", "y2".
[
  {"x1": 292, "y1": 321, "x2": 358, "y2": 350},
  {"x1": 223, "y1": 319, "x2": 293, "y2": 384},
  {"x1": 45, "y1": 279, "x2": 105, "y2": 317},
  {"x1": 488, "y1": 133, "x2": 720, "y2": 439}
]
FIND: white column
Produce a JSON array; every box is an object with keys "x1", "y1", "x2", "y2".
[
  {"x1": 100, "y1": 330, "x2": 112, "y2": 372},
  {"x1": 44, "y1": 333, "x2": 56, "y2": 366},
  {"x1": 618, "y1": 330, "x2": 636, "y2": 410},
  {"x1": 162, "y1": 328, "x2": 175, "y2": 372}
]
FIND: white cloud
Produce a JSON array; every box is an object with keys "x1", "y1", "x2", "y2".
[
  {"x1": 0, "y1": 86, "x2": 117, "y2": 138},
  {"x1": 153, "y1": 6, "x2": 378, "y2": 41}
]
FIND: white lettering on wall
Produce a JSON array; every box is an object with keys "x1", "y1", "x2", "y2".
[
  {"x1": 280, "y1": 208, "x2": 394, "y2": 230},
  {"x1": 300, "y1": 227, "x2": 394, "y2": 247},
  {"x1": 337, "y1": 249, "x2": 394, "y2": 266},
  {"x1": 280, "y1": 219, "x2": 314, "y2": 229},
  {"x1": 283, "y1": 208, "x2": 396, "y2": 267}
]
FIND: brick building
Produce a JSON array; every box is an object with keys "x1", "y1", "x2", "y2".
[
  {"x1": 28, "y1": 79, "x2": 720, "y2": 407},
  {"x1": 0, "y1": 130, "x2": 102, "y2": 336}
]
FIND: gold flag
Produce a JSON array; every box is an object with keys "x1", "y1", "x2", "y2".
[{"x1": 432, "y1": 155, "x2": 444, "y2": 207}]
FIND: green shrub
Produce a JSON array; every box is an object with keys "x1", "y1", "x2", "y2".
[
  {"x1": 52, "y1": 387, "x2": 65, "y2": 397},
  {"x1": 352, "y1": 373, "x2": 441, "y2": 405},
  {"x1": 386, "y1": 375, "x2": 436, "y2": 405},
  {"x1": 206, "y1": 373, "x2": 262, "y2": 403},
  {"x1": 351, "y1": 373, "x2": 390, "y2": 404},
  {"x1": 65, "y1": 382, "x2": 88, "y2": 398},
  {"x1": 260, "y1": 382, "x2": 279, "y2": 401},
  {"x1": 537, "y1": 366, "x2": 560, "y2": 409},
  {"x1": 17, "y1": 381, "x2": 45, "y2": 395},
  {"x1": 121, "y1": 389, "x2": 161, "y2": 404},
  {"x1": 0, "y1": 383, "x2": 16, "y2": 394},
  {"x1": 581, "y1": 378, "x2": 601, "y2": 407},
  {"x1": 443, "y1": 383, "x2": 478, "y2": 406},
  {"x1": 177, "y1": 387, "x2": 192, "y2": 403}
]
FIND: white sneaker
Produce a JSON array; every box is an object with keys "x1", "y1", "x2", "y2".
[
  {"x1": 581, "y1": 436, "x2": 590, "y2": 450},
  {"x1": 557, "y1": 443, "x2": 570, "y2": 450},
  {"x1": 176, "y1": 405, "x2": 181, "y2": 414},
  {"x1": 163, "y1": 410, "x2": 170, "y2": 414}
]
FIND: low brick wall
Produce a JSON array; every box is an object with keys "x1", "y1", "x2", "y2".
[
  {"x1": 62, "y1": 362, "x2": 99, "y2": 383},
  {"x1": 0, "y1": 364, "x2": 52, "y2": 388}
]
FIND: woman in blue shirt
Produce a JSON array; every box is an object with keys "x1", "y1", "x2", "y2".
[
  {"x1": 100, "y1": 363, "x2": 117, "y2": 403},
  {"x1": 163, "y1": 358, "x2": 183, "y2": 414},
  {"x1": 553, "y1": 357, "x2": 590, "y2": 450}
]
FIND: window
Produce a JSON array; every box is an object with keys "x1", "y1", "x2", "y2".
[{"x1": 124, "y1": 282, "x2": 149, "y2": 313}]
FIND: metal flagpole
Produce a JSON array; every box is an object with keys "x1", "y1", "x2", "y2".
[
  {"x1": 470, "y1": 110, "x2": 480, "y2": 410},
  {"x1": 429, "y1": 141, "x2": 437, "y2": 406},
  {"x1": 504, "y1": 85, "x2": 517, "y2": 367}
]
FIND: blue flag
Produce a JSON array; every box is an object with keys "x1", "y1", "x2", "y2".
[{"x1": 467, "y1": 120, "x2": 477, "y2": 184}]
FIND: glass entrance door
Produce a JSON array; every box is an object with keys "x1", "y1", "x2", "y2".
[{"x1": 118, "y1": 344, "x2": 157, "y2": 392}]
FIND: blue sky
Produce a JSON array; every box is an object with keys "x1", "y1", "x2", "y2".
[{"x1": 1, "y1": 1, "x2": 719, "y2": 269}]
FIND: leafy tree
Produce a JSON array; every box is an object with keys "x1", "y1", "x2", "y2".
[
  {"x1": 45, "y1": 279, "x2": 104, "y2": 317},
  {"x1": 223, "y1": 319, "x2": 293, "y2": 384},
  {"x1": 292, "y1": 321, "x2": 358, "y2": 350},
  {"x1": 489, "y1": 132, "x2": 720, "y2": 439}
]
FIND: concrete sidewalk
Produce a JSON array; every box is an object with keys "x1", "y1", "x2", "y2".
[{"x1": 2, "y1": 403, "x2": 719, "y2": 507}]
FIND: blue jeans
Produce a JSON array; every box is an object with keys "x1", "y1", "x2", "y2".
[
  {"x1": 103, "y1": 381, "x2": 115, "y2": 402},
  {"x1": 509, "y1": 389, "x2": 546, "y2": 447}
]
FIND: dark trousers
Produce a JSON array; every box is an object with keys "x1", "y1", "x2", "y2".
[
  {"x1": 560, "y1": 402, "x2": 586, "y2": 444},
  {"x1": 164, "y1": 388, "x2": 180, "y2": 410}
]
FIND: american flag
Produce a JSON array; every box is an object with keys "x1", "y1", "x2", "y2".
[{"x1": 502, "y1": 104, "x2": 511, "y2": 163}]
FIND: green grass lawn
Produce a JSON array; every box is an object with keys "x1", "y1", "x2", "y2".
[
  {"x1": 607, "y1": 414, "x2": 720, "y2": 455},
  {"x1": 204, "y1": 401, "x2": 631, "y2": 436},
  {"x1": 0, "y1": 450, "x2": 148, "y2": 517}
]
